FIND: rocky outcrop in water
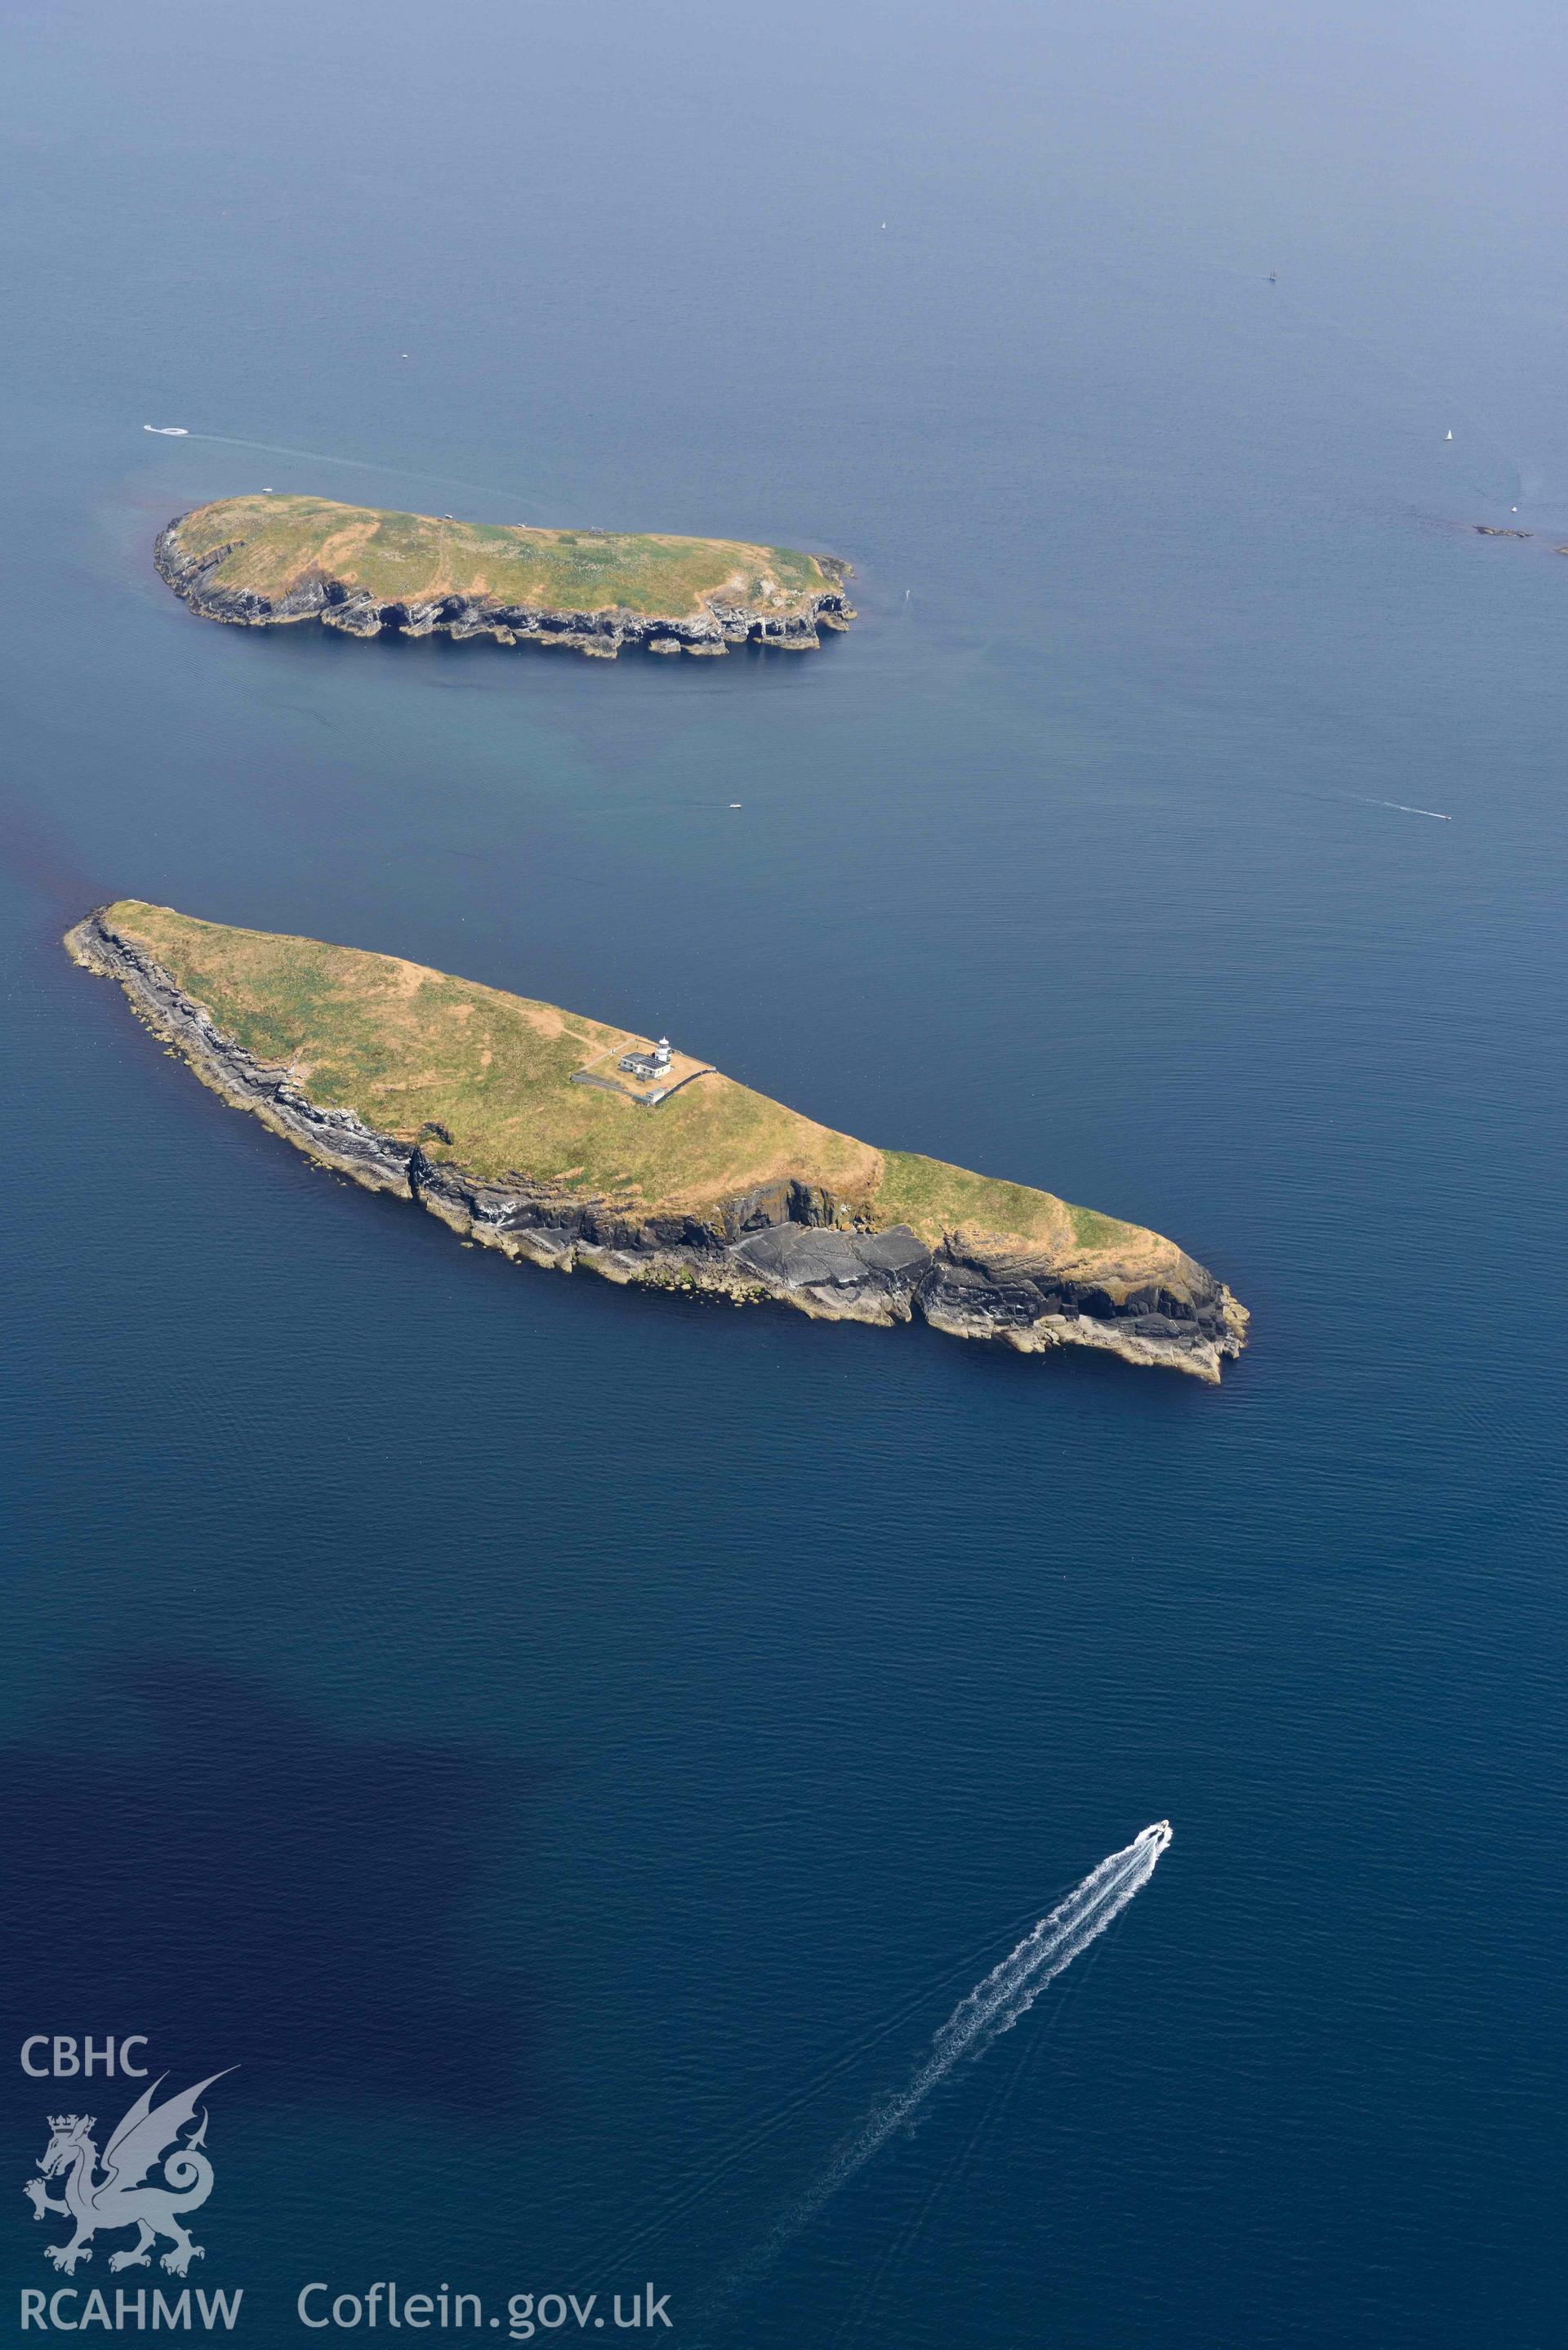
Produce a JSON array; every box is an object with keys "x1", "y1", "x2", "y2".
[
  {"x1": 153, "y1": 515, "x2": 856, "y2": 659},
  {"x1": 66, "y1": 911, "x2": 1247, "y2": 1382}
]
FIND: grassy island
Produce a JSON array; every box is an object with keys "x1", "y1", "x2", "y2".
[
  {"x1": 68, "y1": 903, "x2": 1248, "y2": 1381},
  {"x1": 154, "y1": 495, "x2": 856, "y2": 658}
]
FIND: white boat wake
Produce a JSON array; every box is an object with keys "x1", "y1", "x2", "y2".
[
  {"x1": 167, "y1": 430, "x2": 530, "y2": 513},
  {"x1": 1347, "y1": 795, "x2": 1452, "y2": 820},
  {"x1": 143, "y1": 425, "x2": 189, "y2": 436},
  {"x1": 723, "y1": 1821, "x2": 1171, "y2": 2308}
]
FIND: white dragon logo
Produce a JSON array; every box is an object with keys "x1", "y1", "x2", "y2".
[{"x1": 24, "y1": 2071, "x2": 232, "y2": 2277}]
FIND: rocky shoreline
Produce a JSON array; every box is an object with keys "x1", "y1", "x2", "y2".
[
  {"x1": 153, "y1": 511, "x2": 857, "y2": 658},
  {"x1": 67, "y1": 911, "x2": 1248, "y2": 1382}
]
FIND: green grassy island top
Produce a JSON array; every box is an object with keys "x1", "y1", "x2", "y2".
[
  {"x1": 95, "y1": 902, "x2": 1164, "y2": 1263},
  {"x1": 163, "y1": 493, "x2": 846, "y2": 622}
]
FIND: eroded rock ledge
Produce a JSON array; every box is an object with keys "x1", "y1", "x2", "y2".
[
  {"x1": 67, "y1": 911, "x2": 1247, "y2": 1382},
  {"x1": 154, "y1": 511, "x2": 856, "y2": 659}
]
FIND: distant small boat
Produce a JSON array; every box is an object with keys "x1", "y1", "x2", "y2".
[
  {"x1": 144, "y1": 425, "x2": 188, "y2": 436},
  {"x1": 1446, "y1": 430, "x2": 1454, "y2": 440},
  {"x1": 1267, "y1": 270, "x2": 1277, "y2": 283}
]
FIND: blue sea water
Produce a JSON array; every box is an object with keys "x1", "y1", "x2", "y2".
[{"x1": 2, "y1": 4, "x2": 1565, "y2": 2343}]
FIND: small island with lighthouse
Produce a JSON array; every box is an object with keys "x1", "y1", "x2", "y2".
[{"x1": 66, "y1": 901, "x2": 1248, "y2": 1383}]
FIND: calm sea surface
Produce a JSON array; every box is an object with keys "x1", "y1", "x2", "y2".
[{"x1": 3, "y1": 6, "x2": 1565, "y2": 2343}]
